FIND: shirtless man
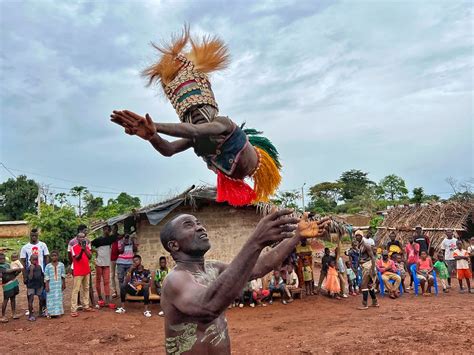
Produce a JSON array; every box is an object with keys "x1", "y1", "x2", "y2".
[
  {"x1": 160, "y1": 209, "x2": 328, "y2": 354},
  {"x1": 355, "y1": 232, "x2": 379, "y2": 310}
]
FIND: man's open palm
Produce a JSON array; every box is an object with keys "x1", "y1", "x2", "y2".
[{"x1": 110, "y1": 110, "x2": 155, "y2": 140}]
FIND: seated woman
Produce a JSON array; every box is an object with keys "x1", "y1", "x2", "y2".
[{"x1": 416, "y1": 250, "x2": 434, "y2": 296}]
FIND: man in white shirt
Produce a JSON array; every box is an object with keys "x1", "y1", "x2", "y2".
[
  {"x1": 440, "y1": 229, "x2": 458, "y2": 288},
  {"x1": 284, "y1": 264, "x2": 299, "y2": 300}
]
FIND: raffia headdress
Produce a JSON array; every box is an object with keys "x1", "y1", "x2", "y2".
[{"x1": 143, "y1": 26, "x2": 230, "y2": 121}]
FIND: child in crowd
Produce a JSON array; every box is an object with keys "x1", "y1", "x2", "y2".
[
  {"x1": 10, "y1": 253, "x2": 24, "y2": 271},
  {"x1": 269, "y1": 270, "x2": 288, "y2": 305},
  {"x1": 25, "y1": 254, "x2": 45, "y2": 321},
  {"x1": 336, "y1": 249, "x2": 348, "y2": 298},
  {"x1": 467, "y1": 237, "x2": 474, "y2": 281},
  {"x1": 325, "y1": 258, "x2": 341, "y2": 299},
  {"x1": 0, "y1": 252, "x2": 21, "y2": 323},
  {"x1": 154, "y1": 256, "x2": 169, "y2": 296},
  {"x1": 250, "y1": 278, "x2": 269, "y2": 307},
  {"x1": 345, "y1": 260, "x2": 358, "y2": 296},
  {"x1": 302, "y1": 259, "x2": 314, "y2": 296},
  {"x1": 44, "y1": 250, "x2": 66, "y2": 318},
  {"x1": 416, "y1": 251, "x2": 434, "y2": 296},
  {"x1": 453, "y1": 240, "x2": 472, "y2": 293},
  {"x1": 394, "y1": 253, "x2": 407, "y2": 293},
  {"x1": 433, "y1": 253, "x2": 449, "y2": 293}
]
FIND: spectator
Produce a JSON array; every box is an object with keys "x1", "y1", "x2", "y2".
[
  {"x1": 316, "y1": 248, "x2": 332, "y2": 294},
  {"x1": 91, "y1": 225, "x2": 117, "y2": 308},
  {"x1": 376, "y1": 250, "x2": 401, "y2": 299},
  {"x1": 154, "y1": 256, "x2": 169, "y2": 296},
  {"x1": 239, "y1": 281, "x2": 253, "y2": 308},
  {"x1": 453, "y1": 240, "x2": 472, "y2": 293},
  {"x1": 468, "y1": 237, "x2": 474, "y2": 281},
  {"x1": 325, "y1": 259, "x2": 341, "y2": 299},
  {"x1": 345, "y1": 260, "x2": 358, "y2": 296},
  {"x1": 433, "y1": 253, "x2": 449, "y2": 293},
  {"x1": 284, "y1": 264, "x2": 299, "y2": 300},
  {"x1": 70, "y1": 233, "x2": 95, "y2": 317},
  {"x1": 0, "y1": 252, "x2": 21, "y2": 323},
  {"x1": 268, "y1": 270, "x2": 287, "y2": 305},
  {"x1": 295, "y1": 238, "x2": 313, "y2": 287},
  {"x1": 116, "y1": 233, "x2": 138, "y2": 290},
  {"x1": 416, "y1": 250, "x2": 434, "y2": 296},
  {"x1": 20, "y1": 228, "x2": 49, "y2": 316},
  {"x1": 25, "y1": 254, "x2": 44, "y2": 321},
  {"x1": 44, "y1": 250, "x2": 66, "y2": 318},
  {"x1": 10, "y1": 253, "x2": 23, "y2": 271},
  {"x1": 250, "y1": 278, "x2": 269, "y2": 307},
  {"x1": 363, "y1": 230, "x2": 375, "y2": 248},
  {"x1": 413, "y1": 226, "x2": 430, "y2": 255},
  {"x1": 440, "y1": 229, "x2": 458, "y2": 289},
  {"x1": 386, "y1": 231, "x2": 403, "y2": 257},
  {"x1": 394, "y1": 253, "x2": 407, "y2": 293},
  {"x1": 405, "y1": 236, "x2": 420, "y2": 290},
  {"x1": 302, "y1": 258, "x2": 314, "y2": 296},
  {"x1": 346, "y1": 240, "x2": 360, "y2": 270},
  {"x1": 115, "y1": 255, "x2": 152, "y2": 317},
  {"x1": 110, "y1": 224, "x2": 121, "y2": 298},
  {"x1": 336, "y1": 243, "x2": 348, "y2": 298}
]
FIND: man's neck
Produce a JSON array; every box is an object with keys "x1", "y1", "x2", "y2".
[{"x1": 175, "y1": 254, "x2": 206, "y2": 272}]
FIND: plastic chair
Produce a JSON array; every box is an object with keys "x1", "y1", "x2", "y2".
[
  {"x1": 410, "y1": 264, "x2": 438, "y2": 296},
  {"x1": 377, "y1": 271, "x2": 403, "y2": 297}
]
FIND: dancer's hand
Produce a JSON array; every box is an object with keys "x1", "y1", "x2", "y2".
[
  {"x1": 110, "y1": 110, "x2": 156, "y2": 140},
  {"x1": 250, "y1": 209, "x2": 299, "y2": 248}
]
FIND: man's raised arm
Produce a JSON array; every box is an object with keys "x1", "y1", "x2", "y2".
[{"x1": 164, "y1": 210, "x2": 298, "y2": 322}]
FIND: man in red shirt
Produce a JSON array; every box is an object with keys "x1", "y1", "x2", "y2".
[{"x1": 70, "y1": 233, "x2": 95, "y2": 317}]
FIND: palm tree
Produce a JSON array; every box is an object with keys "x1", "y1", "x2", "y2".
[{"x1": 70, "y1": 186, "x2": 88, "y2": 216}]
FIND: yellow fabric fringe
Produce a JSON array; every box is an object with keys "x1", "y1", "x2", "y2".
[{"x1": 252, "y1": 147, "x2": 282, "y2": 203}]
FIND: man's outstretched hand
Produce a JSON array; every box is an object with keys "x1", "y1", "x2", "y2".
[
  {"x1": 110, "y1": 110, "x2": 155, "y2": 140},
  {"x1": 251, "y1": 209, "x2": 300, "y2": 248}
]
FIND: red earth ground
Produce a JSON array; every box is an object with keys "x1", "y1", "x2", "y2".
[{"x1": 1, "y1": 273, "x2": 473, "y2": 354}]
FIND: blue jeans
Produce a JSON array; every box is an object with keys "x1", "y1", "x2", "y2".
[
  {"x1": 116, "y1": 263, "x2": 132, "y2": 287},
  {"x1": 269, "y1": 284, "x2": 285, "y2": 301}
]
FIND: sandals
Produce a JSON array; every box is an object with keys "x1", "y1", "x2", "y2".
[
  {"x1": 108, "y1": 303, "x2": 117, "y2": 310},
  {"x1": 28, "y1": 315, "x2": 36, "y2": 322},
  {"x1": 97, "y1": 300, "x2": 106, "y2": 308},
  {"x1": 71, "y1": 312, "x2": 79, "y2": 317},
  {"x1": 12, "y1": 314, "x2": 21, "y2": 320}
]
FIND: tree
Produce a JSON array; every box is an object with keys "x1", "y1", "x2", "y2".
[
  {"x1": 378, "y1": 174, "x2": 408, "y2": 202},
  {"x1": 411, "y1": 187, "x2": 441, "y2": 203},
  {"x1": 0, "y1": 175, "x2": 39, "y2": 220},
  {"x1": 307, "y1": 181, "x2": 342, "y2": 213},
  {"x1": 70, "y1": 186, "x2": 88, "y2": 217},
  {"x1": 114, "y1": 192, "x2": 140, "y2": 209},
  {"x1": 25, "y1": 204, "x2": 87, "y2": 264},
  {"x1": 83, "y1": 192, "x2": 104, "y2": 217},
  {"x1": 272, "y1": 190, "x2": 301, "y2": 210},
  {"x1": 93, "y1": 192, "x2": 141, "y2": 220},
  {"x1": 338, "y1": 169, "x2": 374, "y2": 201},
  {"x1": 54, "y1": 192, "x2": 69, "y2": 207},
  {"x1": 446, "y1": 177, "x2": 474, "y2": 201}
]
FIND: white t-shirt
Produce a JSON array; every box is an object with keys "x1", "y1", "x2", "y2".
[
  {"x1": 286, "y1": 271, "x2": 299, "y2": 288},
  {"x1": 250, "y1": 278, "x2": 263, "y2": 291},
  {"x1": 453, "y1": 249, "x2": 470, "y2": 270},
  {"x1": 363, "y1": 237, "x2": 375, "y2": 247},
  {"x1": 468, "y1": 245, "x2": 474, "y2": 256},
  {"x1": 95, "y1": 245, "x2": 112, "y2": 267},
  {"x1": 441, "y1": 238, "x2": 458, "y2": 260},
  {"x1": 20, "y1": 241, "x2": 50, "y2": 271}
]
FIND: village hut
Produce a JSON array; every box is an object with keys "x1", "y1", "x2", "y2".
[{"x1": 376, "y1": 200, "x2": 474, "y2": 252}]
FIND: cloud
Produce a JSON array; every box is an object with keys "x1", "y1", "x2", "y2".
[{"x1": 0, "y1": 0, "x2": 472, "y2": 203}]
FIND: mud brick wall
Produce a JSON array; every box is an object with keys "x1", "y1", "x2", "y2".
[
  {"x1": 0, "y1": 223, "x2": 30, "y2": 239},
  {"x1": 136, "y1": 202, "x2": 262, "y2": 269}
]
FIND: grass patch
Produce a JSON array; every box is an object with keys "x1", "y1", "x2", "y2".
[{"x1": 0, "y1": 236, "x2": 29, "y2": 261}]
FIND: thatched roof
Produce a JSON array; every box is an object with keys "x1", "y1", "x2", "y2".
[{"x1": 376, "y1": 200, "x2": 474, "y2": 251}]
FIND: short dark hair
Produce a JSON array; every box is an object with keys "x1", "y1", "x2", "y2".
[
  {"x1": 77, "y1": 224, "x2": 87, "y2": 232},
  {"x1": 159, "y1": 256, "x2": 166, "y2": 262},
  {"x1": 50, "y1": 250, "x2": 59, "y2": 256},
  {"x1": 160, "y1": 217, "x2": 178, "y2": 253},
  {"x1": 133, "y1": 254, "x2": 142, "y2": 260},
  {"x1": 31, "y1": 228, "x2": 38, "y2": 233},
  {"x1": 0, "y1": 252, "x2": 5, "y2": 258}
]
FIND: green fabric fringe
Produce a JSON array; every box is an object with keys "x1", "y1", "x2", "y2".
[{"x1": 242, "y1": 126, "x2": 281, "y2": 169}]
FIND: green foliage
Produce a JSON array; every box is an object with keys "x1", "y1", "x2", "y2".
[
  {"x1": 70, "y1": 186, "x2": 88, "y2": 217},
  {"x1": 0, "y1": 175, "x2": 39, "y2": 220},
  {"x1": 0, "y1": 236, "x2": 29, "y2": 260},
  {"x1": 84, "y1": 192, "x2": 104, "y2": 217},
  {"x1": 338, "y1": 169, "x2": 375, "y2": 201},
  {"x1": 93, "y1": 192, "x2": 140, "y2": 220},
  {"x1": 272, "y1": 190, "x2": 301, "y2": 210},
  {"x1": 369, "y1": 215, "x2": 383, "y2": 234},
  {"x1": 378, "y1": 174, "x2": 408, "y2": 201},
  {"x1": 25, "y1": 204, "x2": 87, "y2": 264}
]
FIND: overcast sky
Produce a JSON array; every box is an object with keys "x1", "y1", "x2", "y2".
[{"x1": 1, "y1": 0, "x2": 472, "y2": 205}]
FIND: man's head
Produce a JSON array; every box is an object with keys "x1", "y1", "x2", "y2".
[
  {"x1": 300, "y1": 238, "x2": 307, "y2": 246},
  {"x1": 185, "y1": 105, "x2": 218, "y2": 125},
  {"x1": 420, "y1": 250, "x2": 428, "y2": 260},
  {"x1": 77, "y1": 233, "x2": 86, "y2": 244},
  {"x1": 30, "y1": 254, "x2": 39, "y2": 265},
  {"x1": 471, "y1": 237, "x2": 474, "y2": 245},
  {"x1": 446, "y1": 229, "x2": 454, "y2": 239},
  {"x1": 287, "y1": 264, "x2": 294, "y2": 273},
  {"x1": 415, "y1": 225, "x2": 422, "y2": 235},
  {"x1": 111, "y1": 224, "x2": 118, "y2": 235},
  {"x1": 50, "y1": 250, "x2": 59, "y2": 262},
  {"x1": 354, "y1": 230, "x2": 364, "y2": 242},
  {"x1": 382, "y1": 250, "x2": 389, "y2": 261},
  {"x1": 30, "y1": 228, "x2": 39, "y2": 244},
  {"x1": 11, "y1": 252, "x2": 19, "y2": 262},
  {"x1": 102, "y1": 225, "x2": 111, "y2": 236},
  {"x1": 324, "y1": 247, "x2": 330, "y2": 256},
  {"x1": 437, "y1": 253, "x2": 444, "y2": 262},
  {"x1": 389, "y1": 231, "x2": 396, "y2": 241},
  {"x1": 396, "y1": 254, "x2": 402, "y2": 263},
  {"x1": 273, "y1": 269, "x2": 280, "y2": 278},
  {"x1": 456, "y1": 240, "x2": 463, "y2": 250},
  {"x1": 408, "y1": 235, "x2": 415, "y2": 243},
  {"x1": 77, "y1": 224, "x2": 88, "y2": 235},
  {"x1": 160, "y1": 214, "x2": 210, "y2": 259},
  {"x1": 133, "y1": 255, "x2": 142, "y2": 268},
  {"x1": 0, "y1": 253, "x2": 5, "y2": 264},
  {"x1": 351, "y1": 240, "x2": 358, "y2": 249},
  {"x1": 159, "y1": 256, "x2": 167, "y2": 269}
]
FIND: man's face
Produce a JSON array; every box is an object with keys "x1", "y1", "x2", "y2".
[
  {"x1": 79, "y1": 227, "x2": 88, "y2": 236},
  {"x1": 446, "y1": 230, "x2": 453, "y2": 239},
  {"x1": 409, "y1": 236, "x2": 414, "y2": 243},
  {"x1": 415, "y1": 228, "x2": 422, "y2": 235},
  {"x1": 301, "y1": 238, "x2": 307, "y2": 246},
  {"x1": 351, "y1": 241, "x2": 358, "y2": 249},
  {"x1": 51, "y1": 253, "x2": 58, "y2": 262},
  {"x1": 396, "y1": 255, "x2": 402, "y2": 263},
  {"x1": 382, "y1": 252, "x2": 389, "y2": 261},
  {"x1": 103, "y1": 226, "x2": 111, "y2": 236},
  {"x1": 30, "y1": 231, "x2": 39, "y2": 244},
  {"x1": 355, "y1": 234, "x2": 363, "y2": 243},
  {"x1": 170, "y1": 215, "x2": 211, "y2": 256},
  {"x1": 77, "y1": 233, "x2": 85, "y2": 244},
  {"x1": 160, "y1": 259, "x2": 167, "y2": 268},
  {"x1": 456, "y1": 241, "x2": 463, "y2": 250},
  {"x1": 188, "y1": 104, "x2": 216, "y2": 125},
  {"x1": 324, "y1": 248, "x2": 330, "y2": 256},
  {"x1": 133, "y1": 257, "x2": 141, "y2": 268},
  {"x1": 389, "y1": 233, "x2": 396, "y2": 241}
]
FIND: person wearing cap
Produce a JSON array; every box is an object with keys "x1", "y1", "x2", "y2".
[
  {"x1": 413, "y1": 225, "x2": 430, "y2": 256},
  {"x1": 376, "y1": 250, "x2": 401, "y2": 299}
]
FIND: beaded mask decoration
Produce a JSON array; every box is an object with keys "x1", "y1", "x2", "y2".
[{"x1": 143, "y1": 27, "x2": 229, "y2": 122}]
